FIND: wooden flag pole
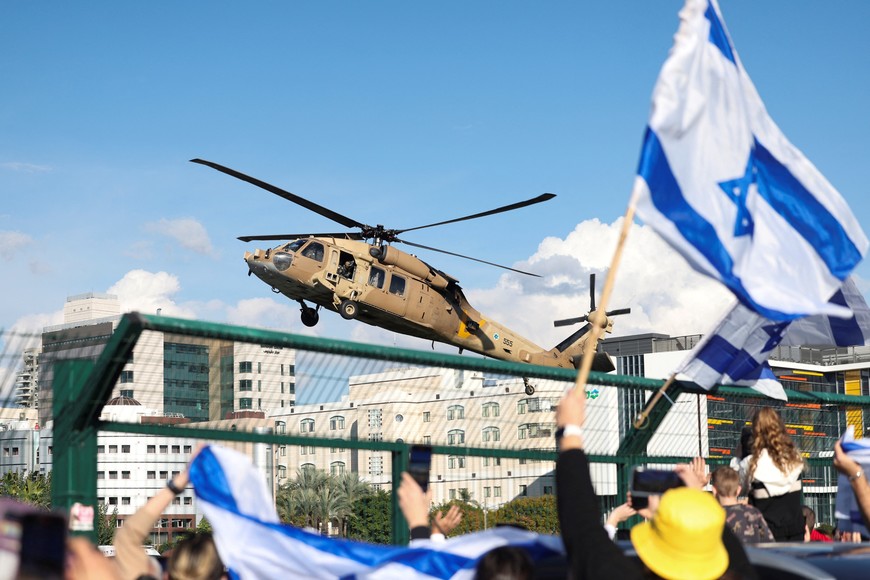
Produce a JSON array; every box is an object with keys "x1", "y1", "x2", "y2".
[{"x1": 573, "y1": 190, "x2": 640, "y2": 395}]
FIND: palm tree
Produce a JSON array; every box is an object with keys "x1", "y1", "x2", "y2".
[{"x1": 333, "y1": 472, "x2": 372, "y2": 536}]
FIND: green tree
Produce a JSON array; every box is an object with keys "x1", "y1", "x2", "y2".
[
  {"x1": 0, "y1": 471, "x2": 51, "y2": 509},
  {"x1": 492, "y1": 495, "x2": 560, "y2": 534},
  {"x1": 346, "y1": 490, "x2": 391, "y2": 544},
  {"x1": 96, "y1": 503, "x2": 118, "y2": 546},
  {"x1": 333, "y1": 471, "x2": 372, "y2": 536}
]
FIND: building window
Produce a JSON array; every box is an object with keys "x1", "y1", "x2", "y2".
[
  {"x1": 447, "y1": 405, "x2": 464, "y2": 421},
  {"x1": 160, "y1": 471, "x2": 168, "y2": 479},
  {"x1": 483, "y1": 457, "x2": 501, "y2": 467},
  {"x1": 484, "y1": 487, "x2": 491, "y2": 498},
  {"x1": 275, "y1": 421, "x2": 286, "y2": 434},
  {"x1": 423, "y1": 435, "x2": 431, "y2": 445},
  {"x1": 330, "y1": 416, "x2": 345, "y2": 430},
  {"x1": 368, "y1": 433, "x2": 383, "y2": 442},
  {"x1": 423, "y1": 411, "x2": 431, "y2": 423},
  {"x1": 160, "y1": 445, "x2": 168, "y2": 453},
  {"x1": 239, "y1": 379, "x2": 253, "y2": 391},
  {"x1": 97, "y1": 471, "x2": 105, "y2": 480},
  {"x1": 122, "y1": 497, "x2": 131, "y2": 506},
  {"x1": 447, "y1": 455, "x2": 466, "y2": 469},
  {"x1": 108, "y1": 445, "x2": 118, "y2": 453},
  {"x1": 97, "y1": 445, "x2": 105, "y2": 454},
  {"x1": 519, "y1": 484, "x2": 528, "y2": 496},
  {"x1": 449, "y1": 489, "x2": 456, "y2": 500},
  {"x1": 301, "y1": 463, "x2": 316, "y2": 473},
  {"x1": 119, "y1": 370, "x2": 134, "y2": 384},
  {"x1": 300, "y1": 418, "x2": 315, "y2": 433},
  {"x1": 277, "y1": 465, "x2": 287, "y2": 480},
  {"x1": 517, "y1": 397, "x2": 557, "y2": 415},
  {"x1": 239, "y1": 361, "x2": 252, "y2": 373},
  {"x1": 183, "y1": 445, "x2": 192, "y2": 454},
  {"x1": 109, "y1": 471, "x2": 118, "y2": 479},
  {"x1": 447, "y1": 429, "x2": 465, "y2": 445},
  {"x1": 482, "y1": 402, "x2": 500, "y2": 418},
  {"x1": 518, "y1": 423, "x2": 555, "y2": 440},
  {"x1": 122, "y1": 471, "x2": 131, "y2": 480},
  {"x1": 368, "y1": 409, "x2": 383, "y2": 428},
  {"x1": 120, "y1": 445, "x2": 130, "y2": 453},
  {"x1": 330, "y1": 461, "x2": 346, "y2": 475},
  {"x1": 482, "y1": 426, "x2": 500, "y2": 443},
  {"x1": 172, "y1": 445, "x2": 180, "y2": 453},
  {"x1": 108, "y1": 497, "x2": 118, "y2": 506},
  {"x1": 120, "y1": 389, "x2": 134, "y2": 398},
  {"x1": 184, "y1": 497, "x2": 193, "y2": 505},
  {"x1": 147, "y1": 445, "x2": 156, "y2": 453},
  {"x1": 239, "y1": 398, "x2": 253, "y2": 409},
  {"x1": 279, "y1": 445, "x2": 287, "y2": 457},
  {"x1": 494, "y1": 486, "x2": 502, "y2": 498},
  {"x1": 369, "y1": 456, "x2": 384, "y2": 476},
  {"x1": 147, "y1": 471, "x2": 156, "y2": 479}
]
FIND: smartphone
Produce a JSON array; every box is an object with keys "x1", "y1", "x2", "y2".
[
  {"x1": 17, "y1": 512, "x2": 67, "y2": 578},
  {"x1": 408, "y1": 444, "x2": 433, "y2": 492},
  {"x1": 630, "y1": 467, "x2": 683, "y2": 496}
]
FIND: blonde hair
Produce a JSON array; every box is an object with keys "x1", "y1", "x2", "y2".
[
  {"x1": 167, "y1": 532, "x2": 224, "y2": 580},
  {"x1": 711, "y1": 466, "x2": 740, "y2": 498},
  {"x1": 748, "y1": 407, "x2": 803, "y2": 480}
]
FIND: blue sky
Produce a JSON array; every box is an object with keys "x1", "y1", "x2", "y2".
[{"x1": 2, "y1": 1, "x2": 869, "y2": 394}]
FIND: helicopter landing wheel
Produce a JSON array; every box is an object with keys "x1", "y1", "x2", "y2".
[
  {"x1": 300, "y1": 307, "x2": 319, "y2": 327},
  {"x1": 523, "y1": 378, "x2": 535, "y2": 396},
  {"x1": 339, "y1": 299, "x2": 359, "y2": 320}
]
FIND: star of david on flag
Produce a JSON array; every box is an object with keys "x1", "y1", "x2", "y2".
[{"x1": 632, "y1": 0, "x2": 867, "y2": 322}]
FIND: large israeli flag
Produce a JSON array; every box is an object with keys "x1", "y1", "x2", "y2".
[
  {"x1": 189, "y1": 445, "x2": 563, "y2": 580},
  {"x1": 676, "y1": 302, "x2": 789, "y2": 400},
  {"x1": 633, "y1": 0, "x2": 867, "y2": 321},
  {"x1": 782, "y1": 276, "x2": 870, "y2": 347}
]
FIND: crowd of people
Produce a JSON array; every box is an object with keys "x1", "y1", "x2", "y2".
[{"x1": 25, "y1": 389, "x2": 870, "y2": 579}]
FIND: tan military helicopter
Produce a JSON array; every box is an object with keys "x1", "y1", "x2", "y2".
[{"x1": 194, "y1": 159, "x2": 629, "y2": 393}]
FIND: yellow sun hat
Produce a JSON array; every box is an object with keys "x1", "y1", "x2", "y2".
[{"x1": 630, "y1": 487, "x2": 729, "y2": 580}]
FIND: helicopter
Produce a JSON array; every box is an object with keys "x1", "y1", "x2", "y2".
[{"x1": 193, "y1": 159, "x2": 630, "y2": 393}]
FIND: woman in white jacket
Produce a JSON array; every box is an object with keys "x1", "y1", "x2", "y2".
[{"x1": 738, "y1": 407, "x2": 805, "y2": 541}]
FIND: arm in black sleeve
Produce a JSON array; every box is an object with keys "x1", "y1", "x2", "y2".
[{"x1": 556, "y1": 449, "x2": 642, "y2": 579}]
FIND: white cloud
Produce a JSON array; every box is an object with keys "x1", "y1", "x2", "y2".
[
  {"x1": 226, "y1": 297, "x2": 300, "y2": 331},
  {"x1": 107, "y1": 270, "x2": 196, "y2": 318},
  {"x1": 0, "y1": 162, "x2": 51, "y2": 173},
  {"x1": 144, "y1": 218, "x2": 216, "y2": 256},
  {"x1": 466, "y1": 218, "x2": 734, "y2": 349},
  {"x1": 0, "y1": 231, "x2": 32, "y2": 261}
]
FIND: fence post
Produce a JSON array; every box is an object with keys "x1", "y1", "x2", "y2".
[
  {"x1": 52, "y1": 359, "x2": 98, "y2": 543},
  {"x1": 391, "y1": 445, "x2": 410, "y2": 545}
]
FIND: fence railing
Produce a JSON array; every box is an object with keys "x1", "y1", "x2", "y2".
[{"x1": 48, "y1": 313, "x2": 870, "y2": 544}]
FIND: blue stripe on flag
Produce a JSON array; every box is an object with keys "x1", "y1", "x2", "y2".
[
  {"x1": 828, "y1": 288, "x2": 865, "y2": 346},
  {"x1": 695, "y1": 335, "x2": 761, "y2": 381},
  {"x1": 704, "y1": 2, "x2": 735, "y2": 65},
  {"x1": 189, "y1": 446, "x2": 240, "y2": 513},
  {"x1": 753, "y1": 138, "x2": 862, "y2": 280}
]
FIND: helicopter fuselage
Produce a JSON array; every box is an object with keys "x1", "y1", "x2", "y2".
[{"x1": 245, "y1": 237, "x2": 611, "y2": 370}]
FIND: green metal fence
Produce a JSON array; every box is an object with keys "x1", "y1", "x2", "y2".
[{"x1": 48, "y1": 313, "x2": 870, "y2": 544}]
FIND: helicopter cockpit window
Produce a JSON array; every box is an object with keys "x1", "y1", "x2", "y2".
[
  {"x1": 388, "y1": 274, "x2": 405, "y2": 296},
  {"x1": 284, "y1": 240, "x2": 307, "y2": 253},
  {"x1": 301, "y1": 242, "x2": 324, "y2": 262},
  {"x1": 369, "y1": 266, "x2": 386, "y2": 289}
]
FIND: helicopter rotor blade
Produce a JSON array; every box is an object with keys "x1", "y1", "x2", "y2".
[
  {"x1": 589, "y1": 273, "x2": 596, "y2": 312},
  {"x1": 191, "y1": 159, "x2": 367, "y2": 230},
  {"x1": 553, "y1": 316, "x2": 588, "y2": 328},
  {"x1": 398, "y1": 239, "x2": 541, "y2": 277},
  {"x1": 605, "y1": 307, "x2": 632, "y2": 317},
  {"x1": 396, "y1": 193, "x2": 556, "y2": 234},
  {"x1": 237, "y1": 232, "x2": 363, "y2": 243}
]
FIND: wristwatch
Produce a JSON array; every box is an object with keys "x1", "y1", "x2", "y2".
[
  {"x1": 555, "y1": 424, "x2": 584, "y2": 441},
  {"x1": 849, "y1": 469, "x2": 864, "y2": 483}
]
